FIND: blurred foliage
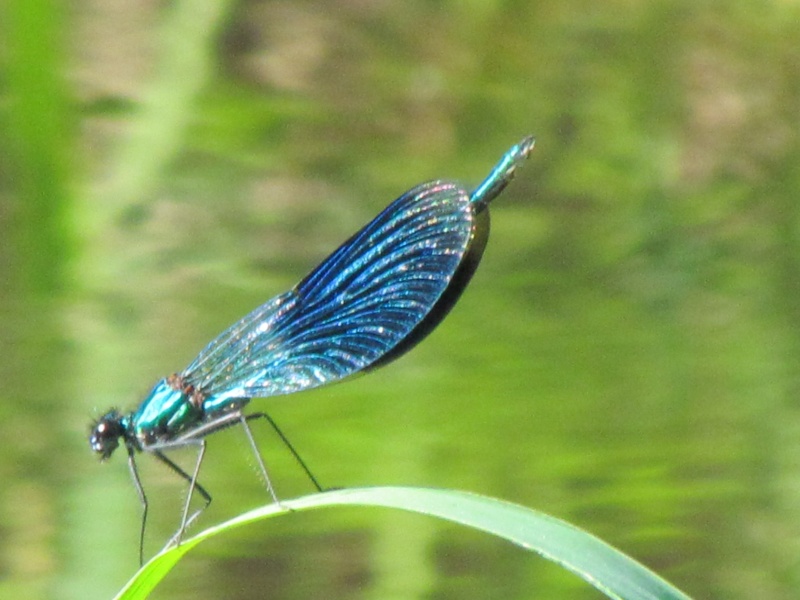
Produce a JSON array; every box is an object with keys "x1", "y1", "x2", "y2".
[{"x1": 1, "y1": 1, "x2": 800, "y2": 600}]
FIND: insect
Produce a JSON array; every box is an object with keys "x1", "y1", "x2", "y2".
[{"x1": 90, "y1": 136, "x2": 534, "y2": 563}]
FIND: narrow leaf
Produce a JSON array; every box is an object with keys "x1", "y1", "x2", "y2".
[{"x1": 114, "y1": 487, "x2": 693, "y2": 600}]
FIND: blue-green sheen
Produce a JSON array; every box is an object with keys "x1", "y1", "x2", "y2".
[
  {"x1": 88, "y1": 136, "x2": 533, "y2": 561},
  {"x1": 103, "y1": 136, "x2": 534, "y2": 451}
]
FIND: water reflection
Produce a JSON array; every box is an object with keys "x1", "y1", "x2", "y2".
[{"x1": 1, "y1": 1, "x2": 799, "y2": 600}]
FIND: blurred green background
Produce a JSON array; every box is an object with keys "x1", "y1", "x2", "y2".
[{"x1": 1, "y1": 0, "x2": 799, "y2": 599}]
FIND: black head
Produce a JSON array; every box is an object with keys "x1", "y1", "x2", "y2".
[{"x1": 89, "y1": 410, "x2": 127, "y2": 459}]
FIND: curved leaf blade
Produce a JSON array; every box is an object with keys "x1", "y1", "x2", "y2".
[{"x1": 115, "y1": 487, "x2": 693, "y2": 600}]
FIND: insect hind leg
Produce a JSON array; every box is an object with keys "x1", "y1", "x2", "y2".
[{"x1": 245, "y1": 412, "x2": 324, "y2": 494}]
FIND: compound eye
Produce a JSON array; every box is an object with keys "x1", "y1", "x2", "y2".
[{"x1": 89, "y1": 413, "x2": 124, "y2": 459}]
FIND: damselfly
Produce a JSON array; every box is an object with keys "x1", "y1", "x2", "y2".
[{"x1": 90, "y1": 136, "x2": 535, "y2": 563}]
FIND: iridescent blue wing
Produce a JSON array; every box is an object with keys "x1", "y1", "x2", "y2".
[
  {"x1": 181, "y1": 135, "x2": 535, "y2": 403},
  {"x1": 181, "y1": 181, "x2": 479, "y2": 400}
]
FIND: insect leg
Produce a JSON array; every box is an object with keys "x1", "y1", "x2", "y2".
[
  {"x1": 245, "y1": 412, "x2": 324, "y2": 493},
  {"x1": 152, "y1": 445, "x2": 212, "y2": 549},
  {"x1": 126, "y1": 447, "x2": 148, "y2": 566},
  {"x1": 238, "y1": 413, "x2": 281, "y2": 505}
]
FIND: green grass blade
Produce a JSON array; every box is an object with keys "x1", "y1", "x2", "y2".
[{"x1": 114, "y1": 487, "x2": 693, "y2": 600}]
